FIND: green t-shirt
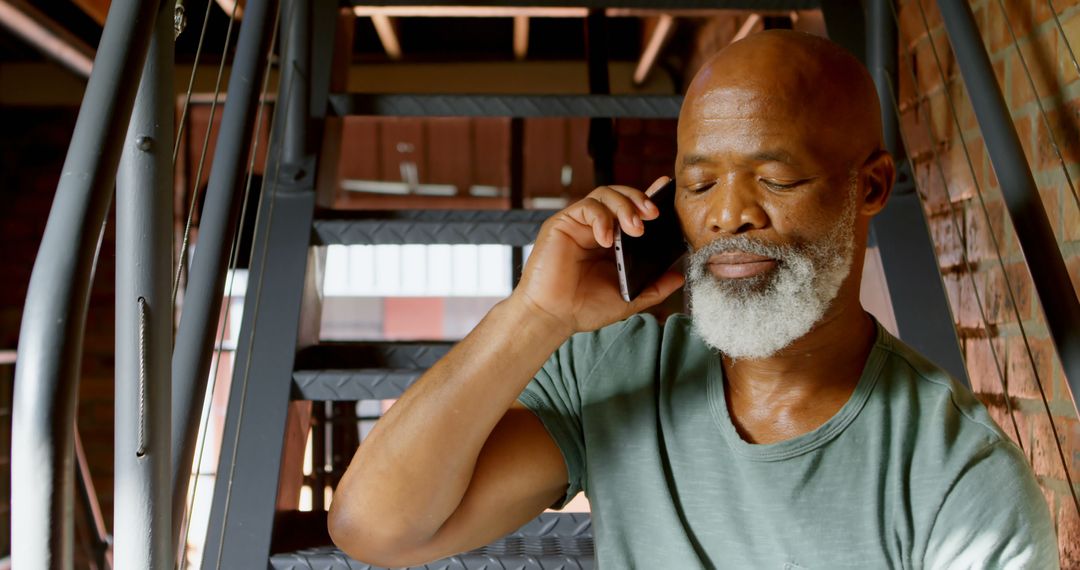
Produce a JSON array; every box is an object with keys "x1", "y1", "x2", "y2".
[{"x1": 517, "y1": 314, "x2": 1058, "y2": 569}]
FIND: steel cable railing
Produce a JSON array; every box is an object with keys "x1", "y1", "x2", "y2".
[
  {"x1": 211, "y1": 22, "x2": 303, "y2": 569},
  {"x1": 993, "y1": 0, "x2": 1079, "y2": 214},
  {"x1": 172, "y1": 0, "x2": 244, "y2": 308},
  {"x1": 881, "y1": 59, "x2": 1023, "y2": 449},
  {"x1": 177, "y1": 5, "x2": 283, "y2": 566},
  {"x1": 890, "y1": 0, "x2": 1080, "y2": 520}
]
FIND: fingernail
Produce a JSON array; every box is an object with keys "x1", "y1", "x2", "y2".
[{"x1": 633, "y1": 216, "x2": 643, "y2": 229}]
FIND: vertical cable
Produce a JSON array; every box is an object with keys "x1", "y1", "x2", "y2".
[
  {"x1": 886, "y1": 0, "x2": 1023, "y2": 449},
  {"x1": 177, "y1": 4, "x2": 283, "y2": 566},
  {"x1": 172, "y1": 0, "x2": 245, "y2": 307},
  {"x1": 905, "y1": 0, "x2": 1079, "y2": 516},
  {"x1": 993, "y1": 0, "x2": 1078, "y2": 212}
]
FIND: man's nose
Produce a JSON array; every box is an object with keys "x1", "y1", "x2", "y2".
[{"x1": 705, "y1": 180, "x2": 768, "y2": 235}]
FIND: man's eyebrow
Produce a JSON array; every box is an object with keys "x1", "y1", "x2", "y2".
[
  {"x1": 680, "y1": 154, "x2": 712, "y2": 168},
  {"x1": 750, "y1": 149, "x2": 797, "y2": 164}
]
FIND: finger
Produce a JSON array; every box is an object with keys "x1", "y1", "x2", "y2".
[
  {"x1": 601, "y1": 184, "x2": 656, "y2": 220},
  {"x1": 588, "y1": 190, "x2": 644, "y2": 237},
  {"x1": 566, "y1": 199, "x2": 617, "y2": 247},
  {"x1": 626, "y1": 270, "x2": 686, "y2": 313},
  {"x1": 643, "y1": 176, "x2": 671, "y2": 197}
]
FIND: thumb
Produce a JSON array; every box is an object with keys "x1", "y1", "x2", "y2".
[{"x1": 626, "y1": 270, "x2": 686, "y2": 315}]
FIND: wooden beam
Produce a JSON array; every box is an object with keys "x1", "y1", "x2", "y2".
[
  {"x1": 0, "y1": 0, "x2": 95, "y2": 77},
  {"x1": 513, "y1": 15, "x2": 529, "y2": 60},
  {"x1": 370, "y1": 14, "x2": 402, "y2": 60},
  {"x1": 633, "y1": 14, "x2": 674, "y2": 85},
  {"x1": 70, "y1": 0, "x2": 108, "y2": 25}
]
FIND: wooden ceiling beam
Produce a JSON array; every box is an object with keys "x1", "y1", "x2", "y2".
[{"x1": 70, "y1": 0, "x2": 108, "y2": 25}]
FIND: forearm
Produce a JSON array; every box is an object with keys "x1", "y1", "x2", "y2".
[{"x1": 329, "y1": 294, "x2": 571, "y2": 547}]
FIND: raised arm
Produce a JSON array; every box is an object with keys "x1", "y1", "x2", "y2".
[{"x1": 327, "y1": 180, "x2": 684, "y2": 567}]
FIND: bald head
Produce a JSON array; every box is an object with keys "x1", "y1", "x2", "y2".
[{"x1": 680, "y1": 30, "x2": 884, "y2": 170}]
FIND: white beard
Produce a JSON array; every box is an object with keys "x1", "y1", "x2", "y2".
[{"x1": 686, "y1": 187, "x2": 858, "y2": 360}]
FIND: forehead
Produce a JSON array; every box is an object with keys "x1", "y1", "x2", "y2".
[{"x1": 677, "y1": 85, "x2": 843, "y2": 168}]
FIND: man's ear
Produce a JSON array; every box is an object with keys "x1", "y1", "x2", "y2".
[{"x1": 860, "y1": 150, "x2": 894, "y2": 217}]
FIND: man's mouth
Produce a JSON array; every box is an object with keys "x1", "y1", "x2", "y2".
[{"x1": 706, "y1": 251, "x2": 778, "y2": 279}]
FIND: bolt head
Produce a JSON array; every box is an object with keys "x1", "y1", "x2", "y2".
[{"x1": 137, "y1": 136, "x2": 153, "y2": 151}]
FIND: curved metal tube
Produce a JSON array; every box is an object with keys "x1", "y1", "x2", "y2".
[{"x1": 10, "y1": 0, "x2": 163, "y2": 566}]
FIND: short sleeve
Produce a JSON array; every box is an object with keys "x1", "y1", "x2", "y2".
[
  {"x1": 923, "y1": 440, "x2": 1059, "y2": 569},
  {"x1": 516, "y1": 318, "x2": 639, "y2": 509}
]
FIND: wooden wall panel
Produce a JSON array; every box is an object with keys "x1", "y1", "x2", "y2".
[{"x1": 424, "y1": 118, "x2": 472, "y2": 192}]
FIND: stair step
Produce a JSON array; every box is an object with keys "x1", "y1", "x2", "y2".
[
  {"x1": 269, "y1": 513, "x2": 594, "y2": 569},
  {"x1": 346, "y1": 0, "x2": 814, "y2": 8},
  {"x1": 328, "y1": 93, "x2": 683, "y2": 118},
  {"x1": 313, "y1": 210, "x2": 553, "y2": 246},
  {"x1": 293, "y1": 342, "x2": 454, "y2": 400}
]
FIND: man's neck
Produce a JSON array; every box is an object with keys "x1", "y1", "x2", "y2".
[{"x1": 720, "y1": 302, "x2": 878, "y2": 444}]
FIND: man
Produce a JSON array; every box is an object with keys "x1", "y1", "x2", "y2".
[{"x1": 328, "y1": 30, "x2": 1058, "y2": 568}]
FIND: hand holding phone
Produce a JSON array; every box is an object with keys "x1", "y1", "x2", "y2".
[{"x1": 614, "y1": 178, "x2": 686, "y2": 302}]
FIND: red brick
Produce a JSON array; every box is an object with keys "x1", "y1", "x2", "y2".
[
  {"x1": 966, "y1": 336, "x2": 1008, "y2": 394},
  {"x1": 1028, "y1": 412, "x2": 1070, "y2": 479},
  {"x1": 1006, "y1": 334, "x2": 1055, "y2": 400},
  {"x1": 943, "y1": 140, "x2": 983, "y2": 203},
  {"x1": 1059, "y1": 496, "x2": 1080, "y2": 568},
  {"x1": 943, "y1": 274, "x2": 963, "y2": 325},
  {"x1": 1040, "y1": 185, "x2": 1064, "y2": 242},
  {"x1": 1013, "y1": 114, "x2": 1037, "y2": 168},
  {"x1": 1006, "y1": 30, "x2": 1060, "y2": 109},
  {"x1": 900, "y1": 108, "x2": 936, "y2": 161},
  {"x1": 1035, "y1": 103, "x2": 1080, "y2": 171},
  {"x1": 1067, "y1": 254, "x2": 1080, "y2": 305},
  {"x1": 986, "y1": 0, "x2": 1038, "y2": 53},
  {"x1": 1064, "y1": 186, "x2": 1080, "y2": 243},
  {"x1": 931, "y1": 212, "x2": 964, "y2": 267},
  {"x1": 965, "y1": 197, "x2": 1006, "y2": 261},
  {"x1": 1057, "y1": 11, "x2": 1080, "y2": 86},
  {"x1": 982, "y1": 264, "x2": 1012, "y2": 324},
  {"x1": 915, "y1": 159, "x2": 951, "y2": 213},
  {"x1": 897, "y1": 0, "x2": 935, "y2": 48},
  {"x1": 912, "y1": 33, "x2": 956, "y2": 94},
  {"x1": 1006, "y1": 262, "x2": 1036, "y2": 320},
  {"x1": 985, "y1": 401, "x2": 1028, "y2": 448},
  {"x1": 958, "y1": 270, "x2": 985, "y2": 328}
]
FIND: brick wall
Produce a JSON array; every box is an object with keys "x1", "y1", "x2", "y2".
[{"x1": 895, "y1": 0, "x2": 1080, "y2": 563}]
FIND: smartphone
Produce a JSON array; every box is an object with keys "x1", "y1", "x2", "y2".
[{"x1": 614, "y1": 179, "x2": 686, "y2": 302}]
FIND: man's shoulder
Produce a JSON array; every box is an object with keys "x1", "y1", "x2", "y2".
[{"x1": 870, "y1": 327, "x2": 1015, "y2": 456}]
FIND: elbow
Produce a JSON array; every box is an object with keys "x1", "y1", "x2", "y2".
[{"x1": 328, "y1": 498, "x2": 433, "y2": 568}]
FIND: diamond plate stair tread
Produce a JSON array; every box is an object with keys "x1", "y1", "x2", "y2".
[
  {"x1": 347, "y1": 0, "x2": 816, "y2": 9},
  {"x1": 270, "y1": 514, "x2": 593, "y2": 570},
  {"x1": 328, "y1": 94, "x2": 683, "y2": 118},
  {"x1": 312, "y1": 210, "x2": 554, "y2": 246},
  {"x1": 292, "y1": 342, "x2": 454, "y2": 400}
]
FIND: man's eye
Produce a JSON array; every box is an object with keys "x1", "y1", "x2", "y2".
[
  {"x1": 687, "y1": 181, "x2": 716, "y2": 193},
  {"x1": 760, "y1": 178, "x2": 805, "y2": 191}
]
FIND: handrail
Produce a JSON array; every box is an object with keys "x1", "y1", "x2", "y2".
[
  {"x1": 170, "y1": 0, "x2": 282, "y2": 553},
  {"x1": 114, "y1": 1, "x2": 174, "y2": 567},
  {"x1": 10, "y1": 0, "x2": 163, "y2": 566}
]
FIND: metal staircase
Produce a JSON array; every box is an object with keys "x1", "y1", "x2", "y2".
[
  {"x1": 198, "y1": 2, "x2": 689, "y2": 567},
  {"x1": 20, "y1": 0, "x2": 1080, "y2": 567}
]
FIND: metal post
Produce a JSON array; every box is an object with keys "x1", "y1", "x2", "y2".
[
  {"x1": 11, "y1": 0, "x2": 162, "y2": 566},
  {"x1": 202, "y1": 1, "x2": 337, "y2": 564},
  {"x1": 822, "y1": 0, "x2": 969, "y2": 383},
  {"x1": 115, "y1": 1, "x2": 173, "y2": 567},
  {"x1": 937, "y1": 0, "x2": 1080, "y2": 399},
  {"x1": 585, "y1": 10, "x2": 615, "y2": 186},
  {"x1": 170, "y1": 0, "x2": 280, "y2": 549}
]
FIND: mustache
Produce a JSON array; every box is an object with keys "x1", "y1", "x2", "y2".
[{"x1": 687, "y1": 235, "x2": 792, "y2": 265}]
